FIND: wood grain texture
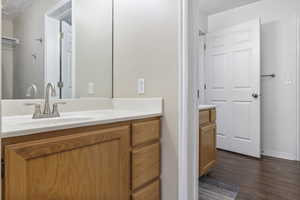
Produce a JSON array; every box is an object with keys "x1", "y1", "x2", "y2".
[
  {"x1": 5, "y1": 126, "x2": 130, "y2": 200},
  {"x1": 210, "y1": 109, "x2": 216, "y2": 122},
  {"x1": 199, "y1": 124, "x2": 217, "y2": 176},
  {"x1": 132, "y1": 119, "x2": 160, "y2": 147},
  {"x1": 211, "y1": 150, "x2": 300, "y2": 200},
  {"x1": 132, "y1": 179, "x2": 160, "y2": 200},
  {"x1": 132, "y1": 142, "x2": 160, "y2": 190},
  {"x1": 199, "y1": 110, "x2": 210, "y2": 126}
]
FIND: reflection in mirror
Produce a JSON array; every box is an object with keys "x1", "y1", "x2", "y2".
[{"x1": 1, "y1": 0, "x2": 113, "y2": 99}]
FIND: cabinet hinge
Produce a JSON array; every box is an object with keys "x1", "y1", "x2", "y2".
[{"x1": 204, "y1": 44, "x2": 207, "y2": 51}]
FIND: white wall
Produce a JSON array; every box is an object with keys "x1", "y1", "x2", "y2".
[
  {"x1": 208, "y1": 0, "x2": 300, "y2": 160},
  {"x1": 1, "y1": 18, "x2": 14, "y2": 99},
  {"x1": 74, "y1": 0, "x2": 112, "y2": 98},
  {"x1": 113, "y1": 0, "x2": 180, "y2": 199},
  {"x1": 198, "y1": 10, "x2": 208, "y2": 33}
]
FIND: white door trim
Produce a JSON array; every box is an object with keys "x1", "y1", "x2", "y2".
[
  {"x1": 178, "y1": 0, "x2": 201, "y2": 199},
  {"x1": 178, "y1": 0, "x2": 189, "y2": 198},
  {"x1": 296, "y1": 16, "x2": 300, "y2": 161},
  {"x1": 44, "y1": 0, "x2": 75, "y2": 98}
]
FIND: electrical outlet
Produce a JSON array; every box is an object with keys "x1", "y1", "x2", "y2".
[{"x1": 137, "y1": 79, "x2": 145, "y2": 95}]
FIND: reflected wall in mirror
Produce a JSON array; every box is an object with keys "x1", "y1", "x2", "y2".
[{"x1": 1, "y1": 0, "x2": 113, "y2": 99}]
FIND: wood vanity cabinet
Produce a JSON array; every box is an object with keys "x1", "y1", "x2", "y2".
[
  {"x1": 199, "y1": 108, "x2": 217, "y2": 176},
  {"x1": 2, "y1": 117, "x2": 161, "y2": 200}
]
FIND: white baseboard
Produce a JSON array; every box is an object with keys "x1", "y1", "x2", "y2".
[{"x1": 262, "y1": 149, "x2": 297, "y2": 161}]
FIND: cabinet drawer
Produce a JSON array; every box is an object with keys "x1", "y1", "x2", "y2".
[
  {"x1": 132, "y1": 179, "x2": 160, "y2": 200},
  {"x1": 132, "y1": 119, "x2": 160, "y2": 146},
  {"x1": 132, "y1": 143, "x2": 160, "y2": 190},
  {"x1": 199, "y1": 110, "x2": 210, "y2": 125}
]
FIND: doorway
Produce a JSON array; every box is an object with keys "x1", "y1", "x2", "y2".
[
  {"x1": 45, "y1": 0, "x2": 73, "y2": 99},
  {"x1": 193, "y1": 1, "x2": 300, "y2": 200}
]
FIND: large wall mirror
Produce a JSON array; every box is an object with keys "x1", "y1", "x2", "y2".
[{"x1": 1, "y1": 0, "x2": 113, "y2": 99}]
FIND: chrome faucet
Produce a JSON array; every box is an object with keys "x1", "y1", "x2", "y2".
[
  {"x1": 25, "y1": 83, "x2": 66, "y2": 119},
  {"x1": 43, "y1": 83, "x2": 57, "y2": 115},
  {"x1": 26, "y1": 84, "x2": 38, "y2": 98}
]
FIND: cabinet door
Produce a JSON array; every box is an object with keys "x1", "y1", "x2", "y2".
[
  {"x1": 199, "y1": 124, "x2": 216, "y2": 176},
  {"x1": 4, "y1": 126, "x2": 130, "y2": 200}
]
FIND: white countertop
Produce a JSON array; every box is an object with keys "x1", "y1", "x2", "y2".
[
  {"x1": 2, "y1": 109, "x2": 162, "y2": 138},
  {"x1": 199, "y1": 104, "x2": 216, "y2": 110}
]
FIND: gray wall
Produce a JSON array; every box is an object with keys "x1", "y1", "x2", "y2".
[
  {"x1": 2, "y1": 18, "x2": 14, "y2": 99},
  {"x1": 74, "y1": 0, "x2": 113, "y2": 98},
  {"x1": 113, "y1": 0, "x2": 180, "y2": 199}
]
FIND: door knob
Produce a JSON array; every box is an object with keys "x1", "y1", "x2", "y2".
[{"x1": 252, "y1": 93, "x2": 259, "y2": 98}]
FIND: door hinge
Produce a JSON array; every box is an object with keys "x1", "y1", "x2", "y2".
[
  {"x1": 204, "y1": 84, "x2": 207, "y2": 90},
  {"x1": 60, "y1": 32, "x2": 64, "y2": 39},
  {"x1": 197, "y1": 90, "x2": 200, "y2": 99},
  {"x1": 204, "y1": 44, "x2": 207, "y2": 51},
  {"x1": 2, "y1": 159, "x2": 5, "y2": 178}
]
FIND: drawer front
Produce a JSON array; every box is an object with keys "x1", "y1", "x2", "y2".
[
  {"x1": 132, "y1": 119, "x2": 160, "y2": 146},
  {"x1": 132, "y1": 179, "x2": 160, "y2": 200},
  {"x1": 132, "y1": 143, "x2": 160, "y2": 190},
  {"x1": 199, "y1": 110, "x2": 210, "y2": 126}
]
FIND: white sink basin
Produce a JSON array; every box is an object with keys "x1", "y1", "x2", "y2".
[{"x1": 20, "y1": 117, "x2": 94, "y2": 126}]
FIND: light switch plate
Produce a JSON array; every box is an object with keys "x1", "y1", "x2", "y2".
[
  {"x1": 88, "y1": 82, "x2": 95, "y2": 95},
  {"x1": 137, "y1": 79, "x2": 145, "y2": 94}
]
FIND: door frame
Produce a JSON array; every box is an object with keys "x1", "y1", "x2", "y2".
[
  {"x1": 44, "y1": 0, "x2": 75, "y2": 98},
  {"x1": 178, "y1": 0, "x2": 189, "y2": 198},
  {"x1": 178, "y1": 0, "x2": 201, "y2": 199},
  {"x1": 296, "y1": 16, "x2": 300, "y2": 161}
]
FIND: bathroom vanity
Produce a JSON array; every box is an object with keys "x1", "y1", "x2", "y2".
[
  {"x1": 1, "y1": 101, "x2": 163, "y2": 200},
  {"x1": 199, "y1": 105, "x2": 217, "y2": 176},
  {"x1": 1, "y1": 0, "x2": 166, "y2": 198}
]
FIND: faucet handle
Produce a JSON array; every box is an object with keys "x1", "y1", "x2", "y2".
[
  {"x1": 52, "y1": 102, "x2": 67, "y2": 117},
  {"x1": 25, "y1": 103, "x2": 42, "y2": 119}
]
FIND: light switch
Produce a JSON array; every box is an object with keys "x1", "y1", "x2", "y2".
[{"x1": 137, "y1": 78, "x2": 145, "y2": 95}]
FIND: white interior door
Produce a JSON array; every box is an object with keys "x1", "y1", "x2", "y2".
[
  {"x1": 199, "y1": 35, "x2": 206, "y2": 104},
  {"x1": 61, "y1": 21, "x2": 73, "y2": 98},
  {"x1": 45, "y1": 17, "x2": 60, "y2": 90},
  {"x1": 205, "y1": 19, "x2": 261, "y2": 158}
]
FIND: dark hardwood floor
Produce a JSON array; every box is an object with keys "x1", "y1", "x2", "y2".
[{"x1": 208, "y1": 150, "x2": 300, "y2": 200}]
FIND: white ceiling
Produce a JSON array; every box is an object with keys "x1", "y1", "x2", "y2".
[
  {"x1": 2, "y1": 0, "x2": 34, "y2": 18},
  {"x1": 199, "y1": 0, "x2": 262, "y2": 15}
]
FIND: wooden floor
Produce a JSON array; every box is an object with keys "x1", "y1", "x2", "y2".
[{"x1": 208, "y1": 150, "x2": 300, "y2": 200}]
